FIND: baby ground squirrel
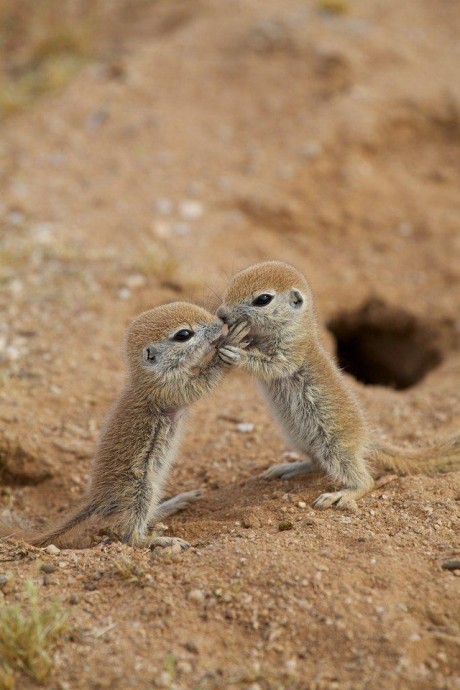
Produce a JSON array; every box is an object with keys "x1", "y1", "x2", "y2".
[
  {"x1": 217, "y1": 261, "x2": 459, "y2": 510},
  {"x1": 4, "y1": 302, "x2": 248, "y2": 548}
]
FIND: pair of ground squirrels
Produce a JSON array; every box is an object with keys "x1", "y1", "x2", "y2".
[
  {"x1": 4, "y1": 262, "x2": 458, "y2": 548},
  {"x1": 217, "y1": 261, "x2": 459, "y2": 510}
]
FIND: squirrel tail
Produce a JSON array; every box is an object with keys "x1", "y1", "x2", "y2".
[
  {"x1": 0, "y1": 503, "x2": 95, "y2": 548},
  {"x1": 368, "y1": 434, "x2": 460, "y2": 476}
]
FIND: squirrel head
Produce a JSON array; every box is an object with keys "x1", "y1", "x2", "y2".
[
  {"x1": 218, "y1": 261, "x2": 314, "y2": 343},
  {"x1": 125, "y1": 302, "x2": 224, "y2": 387}
]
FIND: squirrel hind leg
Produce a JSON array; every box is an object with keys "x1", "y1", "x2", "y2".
[{"x1": 260, "y1": 460, "x2": 315, "y2": 480}]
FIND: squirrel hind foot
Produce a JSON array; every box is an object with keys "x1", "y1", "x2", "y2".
[
  {"x1": 149, "y1": 536, "x2": 191, "y2": 551},
  {"x1": 312, "y1": 489, "x2": 363, "y2": 511}
]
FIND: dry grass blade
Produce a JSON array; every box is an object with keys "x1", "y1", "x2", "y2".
[{"x1": 0, "y1": 582, "x2": 69, "y2": 685}]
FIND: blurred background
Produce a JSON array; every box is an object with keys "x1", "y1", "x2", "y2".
[{"x1": 1, "y1": 0, "x2": 459, "y2": 408}]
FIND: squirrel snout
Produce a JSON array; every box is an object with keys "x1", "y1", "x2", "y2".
[
  {"x1": 211, "y1": 323, "x2": 228, "y2": 347},
  {"x1": 217, "y1": 307, "x2": 228, "y2": 323}
]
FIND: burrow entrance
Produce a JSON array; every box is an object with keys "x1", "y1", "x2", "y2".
[{"x1": 327, "y1": 299, "x2": 446, "y2": 390}]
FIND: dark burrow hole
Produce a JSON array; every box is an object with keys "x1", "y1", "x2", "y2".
[{"x1": 327, "y1": 298, "x2": 445, "y2": 390}]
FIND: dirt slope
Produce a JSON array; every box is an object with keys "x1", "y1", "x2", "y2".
[{"x1": 0, "y1": 1, "x2": 459, "y2": 688}]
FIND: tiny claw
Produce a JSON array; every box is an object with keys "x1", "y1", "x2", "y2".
[{"x1": 227, "y1": 320, "x2": 251, "y2": 345}]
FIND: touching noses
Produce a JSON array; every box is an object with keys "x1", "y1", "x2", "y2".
[{"x1": 217, "y1": 306, "x2": 228, "y2": 323}]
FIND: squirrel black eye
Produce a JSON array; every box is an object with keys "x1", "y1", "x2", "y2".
[
  {"x1": 252, "y1": 294, "x2": 273, "y2": 307},
  {"x1": 172, "y1": 329, "x2": 194, "y2": 342}
]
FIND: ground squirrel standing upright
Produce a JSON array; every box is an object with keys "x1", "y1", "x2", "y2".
[
  {"x1": 4, "y1": 303, "x2": 247, "y2": 548},
  {"x1": 217, "y1": 261, "x2": 459, "y2": 509}
]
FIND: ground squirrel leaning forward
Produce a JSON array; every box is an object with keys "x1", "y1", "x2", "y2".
[
  {"x1": 3, "y1": 303, "x2": 248, "y2": 548},
  {"x1": 217, "y1": 261, "x2": 459, "y2": 510}
]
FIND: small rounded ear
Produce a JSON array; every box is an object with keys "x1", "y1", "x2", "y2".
[
  {"x1": 143, "y1": 346, "x2": 156, "y2": 363},
  {"x1": 289, "y1": 288, "x2": 305, "y2": 310}
]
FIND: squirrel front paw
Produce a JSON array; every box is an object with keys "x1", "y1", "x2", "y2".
[
  {"x1": 218, "y1": 344, "x2": 243, "y2": 366},
  {"x1": 226, "y1": 320, "x2": 251, "y2": 348}
]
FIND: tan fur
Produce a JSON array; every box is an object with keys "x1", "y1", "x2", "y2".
[
  {"x1": 226, "y1": 262, "x2": 310, "y2": 305},
  {"x1": 2, "y1": 302, "x2": 247, "y2": 548},
  {"x1": 218, "y1": 261, "x2": 459, "y2": 510}
]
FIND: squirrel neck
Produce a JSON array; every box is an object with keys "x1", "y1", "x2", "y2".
[
  {"x1": 122, "y1": 377, "x2": 184, "y2": 420},
  {"x1": 280, "y1": 310, "x2": 321, "y2": 369}
]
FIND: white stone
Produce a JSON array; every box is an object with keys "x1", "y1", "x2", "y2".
[
  {"x1": 187, "y1": 589, "x2": 205, "y2": 604},
  {"x1": 125, "y1": 274, "x2": 146, "y2": 289},
  {"x1": 236, "y1": 422, "x2": 254, "y2": 433},
  {"x1": 283, "y1": 451, "x2": 300, "y2": 460},
  {"x1": 179, "y1": 200, "x2": 203, "y2": 219}
]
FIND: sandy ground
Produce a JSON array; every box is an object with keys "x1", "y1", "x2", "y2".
[{"x1": 0, "y1": 1, "x2": 459, "y2": 688}]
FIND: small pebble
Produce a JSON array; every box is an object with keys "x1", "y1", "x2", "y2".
[
  {"x1": 152, "y1": 220, "x2": 171, "y2": 239},
  {"x1": 176, "y1": 660, "x2": 193, "y2": 674},
  {"x1": 442, "y1": 560, "x2": 460, "y2": 571},
  {"x1": 278, "y1": 520, "x2": 293, "y2": 531},
  {"x1": 157, "y1": 671, "x2": 171, "y2": 688},
  {"x1": 283, "y1": 451, "x2": 300, "y2": 461},
  {"x1": 45, "y1": 544, "x2": 60, "y2": 555},
  {"x1": 84, "y1": 582, "x2": 97, "y2": 591},
  {"x1": 184, "y1": 640, "x2": 199, "y2": 654},
  {"x1": 188, "y1": 589, "x2": 205, "y2": 604},
  {"x1": 242, "y1": 516, "x2": 261, "y2": 529},
  {"x1": 0, "y1": 575, "x2": 9, "y2": 589},
  {"x1": 285, "y1": 658, "x2": 297, "y2": 672},
  {"x1": 41, "y1": 563, "x2": 57, "y2": 574},
  {"x1": 179, "y1": 200, "x2": 203, "y2": 219},
  {"x1": 125, "y1": 274, "x2": 146, "y2": 289},
  {"x1": 236, "y1": 422, "x2": 254, "y2": 433}
]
